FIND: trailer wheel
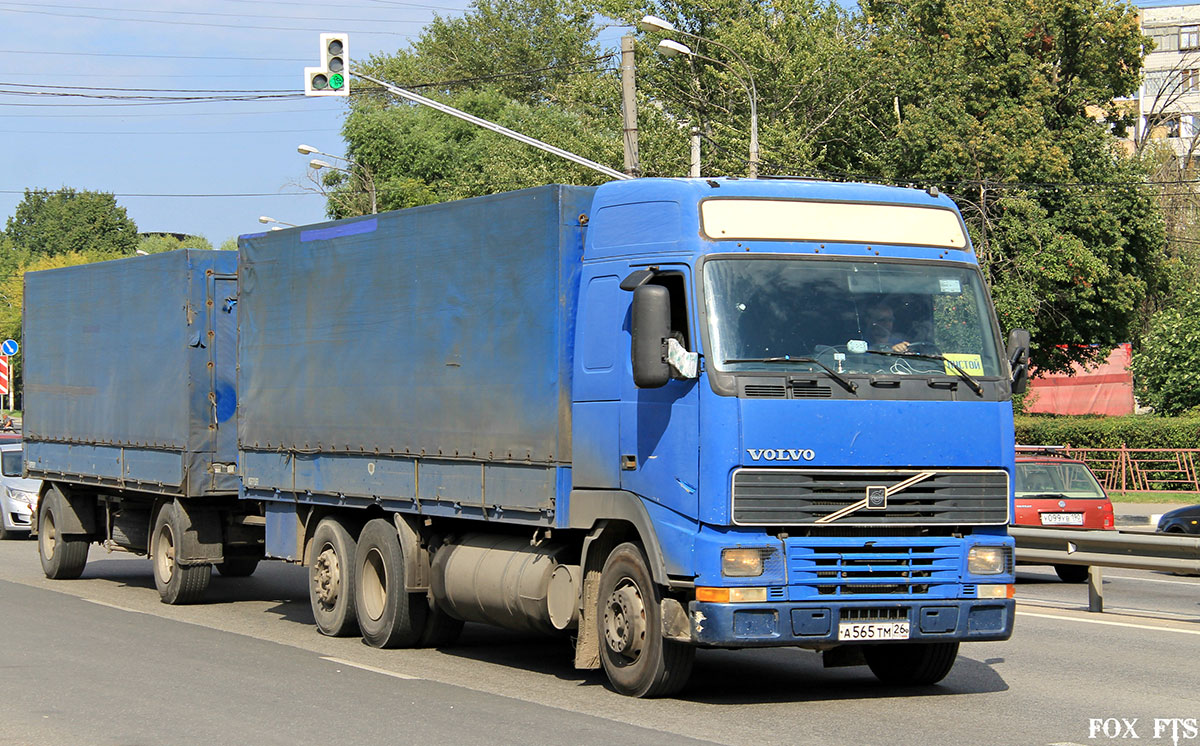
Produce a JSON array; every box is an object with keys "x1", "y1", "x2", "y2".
[
  {"x1": 309, "y1": 518, "x2": 359, "y2": 637},
  {"x1": 151, "y1": 501, "x2": 211, "y2": 605},
  {"x1": 864, "y1": 641, "x2": 959, "y2": 686},
  {"x1": 354, "y1": 518, "x2": 427, "y2": 648},
  {"x1": 597, "y1": 542, "x2": 694, "y2": 697},
  {"x1": 216, "y1": 557, "x2": 261, "y2": 578},
  {"x1": 38, "y1": 488, "x2": 89, "y2": 580},
  {"x1": 1054, "y1": 564, "x2": 1090, "y2": 583}
]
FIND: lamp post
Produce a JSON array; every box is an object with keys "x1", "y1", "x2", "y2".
[
  {"x1": 258, "y1": 215, "x2": 296, "y2": 228},
  {"x1": 300, "y1": 144, "x2": 378, "y2": 214},
  {"x1": 640, "y1": 15, "x2": 760, "y2": 178}
]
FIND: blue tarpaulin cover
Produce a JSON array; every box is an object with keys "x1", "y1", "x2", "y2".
[{"x1": 237, "y1": 184, "x2": 595, "y2": 466}]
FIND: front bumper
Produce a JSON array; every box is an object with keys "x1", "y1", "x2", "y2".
[
  {"x1": 1, "y1": 494, "x2": 34, "y2": 532},
  {"x1": 689, "y1": 598, "x2": 1014, "y2": 647}
]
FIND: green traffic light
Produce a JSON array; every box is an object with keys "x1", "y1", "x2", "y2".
[{"x1": 330, "y1": 74, "x2": 344, "y2": 90}]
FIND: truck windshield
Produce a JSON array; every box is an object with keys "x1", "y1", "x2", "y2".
[{"x1": 702, "y1": 257, "x2": 1002, "y2": 377}]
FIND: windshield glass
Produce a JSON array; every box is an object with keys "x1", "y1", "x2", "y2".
[
  {"x1": 1, "y1": 450, "x2": 21, "y2": 478},
  {"x1": 1014, "y1": 462, "x2": 1106, "y2": 499},
  {"x1": 702, "y1": 257, "x2": 1002, "y2": 376}
]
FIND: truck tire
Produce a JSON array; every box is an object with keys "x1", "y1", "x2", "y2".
[
  {"x1": 354, "y1": 518, "x2": 427, "y2": 648},
  {"x1": 38, "y1": 488, "x2": 89, "y2": 580},
  {"x1": 309, "y1": 518, "x2": 359, "y2": 637},
  {"x1": 864, "y1": 641, "x2": 959, "y2": 686},
  {"x1": 152, "y1": 501, "x2": 212, "y2": 605},
  {"x1": 1054, "y1": 564, "x2": 1090, "y2": 583},
  {"x1": 216, "y1": 557, "x2": 261, "y2": 578},
  {"x1": 597, "y1": 542, "x2": 694, "y2": 698}
]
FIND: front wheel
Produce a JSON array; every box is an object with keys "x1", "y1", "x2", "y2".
[
  {"x1": 38, "y1": 488, "x2": 89, "y2": 579},
  {"x1": 597, "y1": 542, "x2": 694, "y2": 698},
  {"x1": 864, "y1": 641, "x2": 959, "y2": 685},
  {"x1": 152, "y1": 501, "x2": 212, "y2": 605}
]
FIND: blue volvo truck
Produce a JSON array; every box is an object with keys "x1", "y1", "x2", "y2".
[{"x1": 24, "y1": 178, "x2": 1029, "y2": 697}]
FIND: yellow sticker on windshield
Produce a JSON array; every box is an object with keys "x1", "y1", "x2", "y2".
[{"x1": 943, "y1": 353, "x2": 984, "y2": 376}]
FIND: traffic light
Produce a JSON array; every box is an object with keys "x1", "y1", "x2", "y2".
[{"x1": 304, "y1": 33, "x2": 349, "y2": 97}]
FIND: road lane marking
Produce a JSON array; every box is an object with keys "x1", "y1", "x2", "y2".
[
  {"x1": 1017, "y1": 610, "x2": 1200, "y2": 635},
  {"x1": 83, "y1": 599, "x2": 147, "y2": 615},
  {"x1": 1018, "y1": 597, "x2": 1200, "y2": 621},
  {"x1": 1103, "y1": 574, "x2": 1200, "y2": 586},
  {"x1": 320, "y1": 656, "x2": 421, "y2": 680}
]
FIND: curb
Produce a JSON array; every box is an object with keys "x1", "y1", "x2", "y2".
[{"x1": 1115, "y1": 514, "x2": 1162, "y2": 528}]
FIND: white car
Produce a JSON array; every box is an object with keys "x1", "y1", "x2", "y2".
[{"x1": 1, "y1": 441, "x2": 40, "y2": 539}]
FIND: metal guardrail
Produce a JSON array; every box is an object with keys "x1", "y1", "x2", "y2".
[{"x1": 1010, "y1": 526, "x2": 1200, "y2": 612}]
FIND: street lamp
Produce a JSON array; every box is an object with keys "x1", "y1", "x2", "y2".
[
  {"x1": 259, "y1": 215, "x2": 296, "y2": 228},
  {"x1": 640, "y1": 15, "x2": 760, "y2": 178},
  {"x1": 300, "y1": 145, "x2": 378, "y2": 214}
]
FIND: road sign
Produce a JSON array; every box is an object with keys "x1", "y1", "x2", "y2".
[
  {"x1": 1, "y1": 339, "x2": 17, "y2": 356},
  {"x1": 0, "y1": 355, "x2": 9, "y2": 396}
]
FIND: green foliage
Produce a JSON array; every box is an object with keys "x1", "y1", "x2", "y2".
[
  {"x1": 3, "y1": 188, "x2": 140, "y2": 258},
  {"x1": 137, "y1": 234, "x2": 214, "y2": 254},
  {"x1": 218, "y1": 237, "x2": 239, "y2": 252},
  {"x1": 1015, "y1": 414, "x2": 1200, "y2": 449},
  {"x1": 334, "y1": 0, "x2": 1165, "y2": 373},
  {"x1": 1129, "y1": 286, "x2": 1200, "y2": 415}
]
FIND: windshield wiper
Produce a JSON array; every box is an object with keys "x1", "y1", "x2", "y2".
[
  {"x1": 723, "y1": 356, "x2": 858, "y2": 393},
  {"x1": 866, "y1": 350, "x2": 984, "y2": 395}
]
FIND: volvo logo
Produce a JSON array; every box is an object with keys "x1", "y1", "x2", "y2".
[{"x1": 746, "y1": 448, "x2": 816, "y2": 462}]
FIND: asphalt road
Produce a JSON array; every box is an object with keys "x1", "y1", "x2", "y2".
[{"x1": 0, "y1": 538, "x2": 1196, "y2": 746}]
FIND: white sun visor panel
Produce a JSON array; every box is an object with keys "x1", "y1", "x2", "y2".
[{"x1": 700, "y1": 199, "x2": 969, "y2": 249}]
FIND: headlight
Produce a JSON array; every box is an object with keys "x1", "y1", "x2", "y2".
[
  {"x1": 722, "y1": 548, "x2": 764, "y2": 577},
  {"x1": 968, "y1": 546, "x2": 1009, "y2": 575}
]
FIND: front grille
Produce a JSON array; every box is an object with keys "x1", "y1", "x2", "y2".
[
  {"x1": 732, "y1": 468, "x2": 1009, "y2": 526},
  {"x1": 790, "y1": 541, "x2": 961, "y2": 598},
  {"x1": 791, "y1": 384, "x2": 832, "y2": 399}
]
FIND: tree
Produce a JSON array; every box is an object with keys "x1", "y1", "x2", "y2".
[
  {"x1": 339, "y1": 0, "x2": 1165, "y2": 373},
  {"x1": 137, "y1": 234, "x2": 214, "y2": 254},
  {"x1": 1130, "y1": 285, "x2": 1200, "y2": 414},
  {"x1": 3, "y1": 188, "x2": 140, "y2": 258}
]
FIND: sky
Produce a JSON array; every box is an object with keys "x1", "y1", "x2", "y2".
[{"x1": 0, "y1": 0, "x2": 489, "y2": 247}]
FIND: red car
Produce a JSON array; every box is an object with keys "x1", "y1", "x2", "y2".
[{"x1": 1013, "y1": 445, "x2": 1115, "y2": 582}]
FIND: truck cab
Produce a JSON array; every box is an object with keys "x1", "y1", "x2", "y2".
[{"x1": 568, "y1": 177, "x2": 1021, "y2": 690}]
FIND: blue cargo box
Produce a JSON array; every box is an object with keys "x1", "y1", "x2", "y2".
[
  {"x1": 238, "y1": 185, "x2": 595, "y2": 528},
  {"x1": 23, "y1": 250, "x2": 239, "y2": 497}
]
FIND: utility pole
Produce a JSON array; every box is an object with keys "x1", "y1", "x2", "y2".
[
  {"x1": 620, "y1": 35, "x2": 640, "y2": 177},
  {"x1": 690, "y1": 126, "x2": 701, "y2": 177}
]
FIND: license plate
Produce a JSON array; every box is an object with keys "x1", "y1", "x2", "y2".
[
  {"x1": 837, "y1": 621, "x2": 910, "y2": 641},
  {"x1": 1040, "y1": 512, "x2": 1084, "y2": 526}
]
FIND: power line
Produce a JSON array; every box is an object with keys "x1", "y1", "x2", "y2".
[
  {"x1": 0, "y1": 0, "x2": 431, "y2": 24},
  {"x1": 0, "y1": 4, "x2": 418, "y2": 37},
  {"x1": 0, "y1": 48, "x2": 307, "y2": 62}
]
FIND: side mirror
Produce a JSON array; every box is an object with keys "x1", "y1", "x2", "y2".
[
  {"x1": 1006, "y1": 328, "x2": 1031, "y2": 395},
  {"x1": 631, "y1": 284, "x2": 671, "y2": 388}
]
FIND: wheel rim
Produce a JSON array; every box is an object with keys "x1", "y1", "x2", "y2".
[
  {"x1": 312, "y1": 544, "x2": 341, "y2": 612},
  {"x1": 361, "y1": 547, "x2": 388, "y2": 622},
  {"x1": 155, "y1": 522, "x2": 175, "y2": 584},
  {"x1": 603, "y1": 578, "x2": 647, "y2": 663},
  {"x1": 40, "y1": 509, "x2": 56, "y2": 561}
]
